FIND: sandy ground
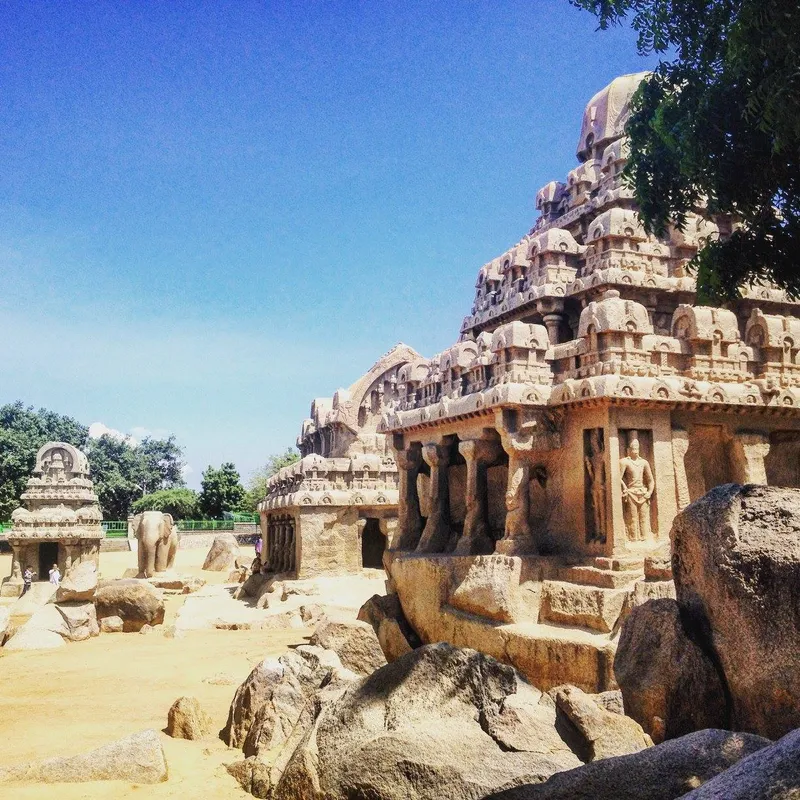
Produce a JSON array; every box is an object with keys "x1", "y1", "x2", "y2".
[{"x1": 0, "y1": 547, "x2": 368, "y2": 799}]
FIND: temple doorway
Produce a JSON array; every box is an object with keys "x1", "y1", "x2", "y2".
[
  {"x1": 38, "y1": 541, "x2": 59, "y2": 580},
  {"x1": 361, "y1": 518, "x2": 385, "y2": 569}
]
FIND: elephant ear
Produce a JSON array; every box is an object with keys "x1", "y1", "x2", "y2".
[
  {"x1": 163, "y1": 513, "x2": 174, "y2": 528},
  {"x1": 131, "y1": 513, "x2": 143, "y2": 532}
]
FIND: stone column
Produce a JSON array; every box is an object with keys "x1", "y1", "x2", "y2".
[
  {"x1": 542, "y1": 314, "x2": 565, "y2": 346},
  {"x1": 454, "y1": 439, "x2": 499, "y2": 555},
  {"x1": 287, "y1": 520, "x2": 296, "y2": 572},
  {"x1": 415, "y1": 443, "x2": 451, "y2": 554},
  {"x1": 671, "y1": 428, "x2": 691, "y2": 512},
  {"x1": 280, "y1": 521, "x2": 289, "y2": 572},
  {"x1": 495, "y1": 451, "x2": 535, "y2": 555},
  {"x1": 730, "y1": 431, "x2": 771, "y2": 485},
  {"x1": 394, "y1": 447, "x2": 424, "y2": 551},
  {"x1": 538, "y1": 298, "x2": 566, "y2": 345}
]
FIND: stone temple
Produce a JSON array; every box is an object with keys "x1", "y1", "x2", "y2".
[
  {"x1": 372, "y1": 72, "x2": 800, "y2": 691},
  {"x1": 258, "y1": 344, "x2": 420, "y2": 578},
  {"x1": 2, "y1": 442, "x2": 103, "y2": 597}
]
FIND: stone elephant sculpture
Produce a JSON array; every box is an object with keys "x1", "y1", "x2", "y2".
[{"x1": 132, "y1": 511, "x2": 178, "y2": 578}]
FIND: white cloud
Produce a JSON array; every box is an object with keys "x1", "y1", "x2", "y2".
[{"x1": 88, "y1": 422, "x2": 138, "y2": 446}]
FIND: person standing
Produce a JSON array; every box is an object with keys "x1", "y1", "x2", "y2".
[
  {"x1": 49, "y1": 563, "x2": 61, "y2": 588},
  {"x1": 21, "y1": 566, "x2": 33, "y2": 596}
]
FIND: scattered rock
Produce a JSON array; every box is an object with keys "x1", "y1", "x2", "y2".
[
  {"x1": 681, "y1": 727, "x2": 800, "y2": 799},
  {"x1": 615, "y1": 598, "x2": 727, "y2": 742},
  {"x1": 357, "y1": 593, "x2": 422, "y2": 662},
  {"x1": 3, "y1": 627, "x2": 65, "y2": 651},
  {"x1": 100, "y1": 615, "x2": 124, "y2": 633},
  {"x1": 299, "y1": 603, "x2": 326, "y2": 626},
  {"x1": 148, "y1": 574, "x2": 205, "y2": 594},
  {"x1": 272, "y1": 643, "x2": 582, "y2": 800},
  {"x1": 53, "y1": 601, "x2": 100, "y2": 641},
  {"x1": 227, "y1": 566, "x2": 248, "y2": 583},
  {"x1": 671, "y1": 484, "x2": 800, "y2": 739},
  {"x1": 202, "y1": 533, "x2": 241, "y2": 571},
  {"x1": 279, "y1": 580, "x2": 320, "y2": 602},
  {"x1": 226, "y1": 757, "x2": 272, "y2": 799},
  {"x1": 140, "y1": 623, "x2": 155, "y2": 635},
  {"x1": 551, "y1": 684, "x2": 651, "y2": 762},
  {"x1": 485, "y1": 729, "x2": 771, "y2": 800},
  {"x1": 55, "y1": 561, "x2": 98, "y2": 602},
  {"x1": 0, "y1": 729, "x2": 168, "y2": 785},
  {"x1": 203, "y1": 672, "x2": 237, "y2": 686},
  {"x1": 163, "y1": 624, "x2": 184, "y2": 639},
  {"x1": 95, "y1": 579, "x2": 165, "y2": 632},
  {"x1": 166, "y1": 696, "x2": 213, "y2": 740},
  {"x1": 309, "y1": 618, "x2": 387, "y2": 675}
]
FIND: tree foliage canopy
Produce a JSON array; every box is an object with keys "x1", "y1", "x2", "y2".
[
  {"x1": 132, "y1": 487, "x2": 199, "y2": 519},
  {"x1": 198, "y1": 462, "x2": 246, "y2": 518},
  {"x1": 572, "y1": 0, "x2": 800, "y2": 301},
  {"x1": 240, "y1": 448, "x2": 300, "y2": 512}
]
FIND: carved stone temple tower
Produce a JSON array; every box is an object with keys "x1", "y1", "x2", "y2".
[
  {"x1": 1, "y1": 442, "x2": 103, "y2": 597},
  {"x1": 378, "y1": 73, "x2": 800, "y2": 691}
]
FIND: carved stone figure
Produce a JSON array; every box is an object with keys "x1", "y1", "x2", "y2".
[
  {"x1": 619, "y1": 438, "x2": 654, "y2": 540},
  {"x1": 585, "y1": 429, "x2": 607, "y2": 542},
  {"x1": 132, "y1": 511, "x2": 178, "y2": 578}
]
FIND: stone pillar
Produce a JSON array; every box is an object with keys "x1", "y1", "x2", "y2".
[
  {"x1": 671, "y1": 428, "x2": 691, "y2": 512},
  {"x1": 287, "y1": 520, "x2": 296, "y2": 572},
  {"x1": 280, "y1": 521, "x2": 289, "y2": 572},
  {"x1": 394, "y1": 447, "x2": 424, "y2": 551},
  {"x1": 496, "y1": 451, "x2": 535, "y2": 555},
  {"x1": 730, "y1": 431, "x2": 771, "y2": 485},
  {"x1": 415, "y1": 443, "x2": 451, "y2": 554},
  {"x1": 454, "y1": 439, "x2": 499, "y2": 555},
  {"x1": 542, "y1": 314, "x2": 565, "y2": 346},
  {"x1": 538, "y1": 298, "x2": 566, "y2": 345}
]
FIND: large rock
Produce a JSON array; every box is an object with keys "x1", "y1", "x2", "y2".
[
  {"x1": 357, "y1": 593, "x2": 422, "y2": 662},
  {"x1": 308, "y1": 618, "x2": 387, "y2": 675},
  {"x1": 449, "y1": 556, "x2": 520, "y2": 623},
  {"x1": 203, "y1": 533, "x2": 241, "y2": 571},
  {"x1": 681, "y1": 727, "x2": 800, "y2": 799},
  {"x1": 8, "y1": 602, "x2": 99, "y2": 644},
  {"x1": 95, "y1": 579, "x2": 165, "y2": 632},
  {"x1": 55, "y1": 560, "x2": 97, "y2": 602},
  {"x1": 3, "y1": 627, "x2": 65, "y2": 651},
  {"x1": 671, "y1": 484, "x2": 800, "y2": 739},
  {"x1": 221, "y1": 645, "x2": 345, "y2": 752},
  {"x1": 551, "y1": 685, "x2": 651, "y2": 761},
  {"x1": 485, "y1": 729, "x2": 770, "y2": 800},
  {"x1": 166, "y1": 696, "x2": 213, "y2": 740},
  {"x1": 615, "y1": 598, "x2": 727, "y2": 742},
  {"x1": 0, "y1": 606, "x2": 10, "y2": 644},
  {"x1": 272, "y1": 643, "x2": 583, "y2": 800},
  {"x1": 0, "y1": 729, "x2": 168, "y2": 784}
]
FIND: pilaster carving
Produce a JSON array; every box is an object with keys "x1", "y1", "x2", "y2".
[
  {"x1": 454, "y1": 439, "x2": 501, "y2": 555},
  {"x1": 730, "y1": 430, "x2": 770, "y2": 485},
  {"x1": 415, "y1": 443, "x2": 452, "y2": 554}
]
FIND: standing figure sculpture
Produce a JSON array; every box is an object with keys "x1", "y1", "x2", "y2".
[
  {"x1": 132, "y1": 511, "x2": 178, "y2": 578},
  {"x1": 584, "y1": 429, "x2": 607, "y2": 542},
  {"x1": 619, "y1": 437, "x2": 654, "y2": 540}
]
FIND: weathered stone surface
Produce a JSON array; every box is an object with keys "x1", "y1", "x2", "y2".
[
  {"x1": 631, "y1": 578, "x2": 676, "y2": 607},
  {"x1": 615, "y1": 598, "x2": 726, "y2": 742},
  {"x1": 55, "y1": 560, "x2": 97, "y2": 602},
  {"x1": 485, "y1": 730, "x2": 770, "y2": 800},
  {"x1": 166, "y1": 696, "x2": 213, "y2": 740},
  {"x1": 54, "y1": 601, "x2": 99, "y2": 641},
  {"x1": 644, "y1": 549, "x2": 672, "y2": 581},
  {"x1": 450, "y1": 556, "x2": 520, "y2": 623},
  {"x1": 357, "y1": 593, "x2": 421, "y2": 662},
  {"x1": 681, "y1": 728, "x2": 800, "y2": 799},
  {"x1": 272, "y1": 643, "x2": 582, "y2": 800},
  {"x1": 671, "y1": 483, "x2": 800, "y2": 739},
  {"x1": 590, "y1": 690, "x2": 624, "y2": 716},
  {"x1": 95, "y1": 579, "x2": 165, "y2": 632},
  {"x1": 551, "y1": 684, "x2": 651, "y2": 762},
  {"x1": 202, "y1": 533, "x2": 240, "y2": 571},
  {"x1": 539, "y1": 581, "x2": 628, "y2": 633},
  {"x1": 221, "y1": 645, "x2": 345, "y2": 752},
  {"x1": 309, "y1": 618, "x2": 387, "y2": 675},
  {"x1": 0, "y1": 729, "x2": 168, "y2": 784},
  {"x1": 226, "y1": 757, "x2": 272, "y2": 799},
  {"x1": 0, "y1": 606, "x2": 10, "y2": 643},
  {"x1": 279, "y1": 580, "x2": 320, "y2": 601},
  {"x1": 147, "y1": 574, "x2": 205, "y2": 593},
  {"x1": 4, "y1": 627, "x2": 65, "y2": 651},
  {"x1": 100, "y1": 615, "x2": 124, "y2": 633}
]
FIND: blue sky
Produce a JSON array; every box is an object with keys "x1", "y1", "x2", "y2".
[{"x1": 0, "y1": 1, "x2": 660, "y2": 488}]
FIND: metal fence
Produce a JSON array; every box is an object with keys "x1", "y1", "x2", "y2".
[
  {"x1": 177, "y1": 519, "x2": 236, "y2": 531},
  {"x1": 0, "y1": 522, "x2": 12, "y2": 534},
  {"x1": 101, "y1": 521, "x2": 129, "y2": 538}
]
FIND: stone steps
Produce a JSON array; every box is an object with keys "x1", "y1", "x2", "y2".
[
  {"x1": 538, "y1": 579, "x2": 630, "y2": 633},
  {"x1": 558, "y1": 564, "x2": 643, "y2": 589}
]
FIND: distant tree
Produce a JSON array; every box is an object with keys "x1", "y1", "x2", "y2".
[
  {"x1": 86, "y1": 434, "x2": 186, "y2": 520},
  {"x1": 571, "y1": 0, "x2": 800, "y2": 301},
  {"x1": 132, "y1": 488, "x2": 199, "y2": 519},
  {"x1": 240, "y1": 448, "x2": 300, "y2": 512},
  {"x1": 198, "y1": 462, "x2": 246, "y2": 518},
  {"x1": 0, "y1": 402, "x2": 88, "y2": 520}
]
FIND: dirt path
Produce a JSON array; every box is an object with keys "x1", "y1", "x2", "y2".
[{"x1": 0, "y1": 548, "x2": 310, "y2": 798}]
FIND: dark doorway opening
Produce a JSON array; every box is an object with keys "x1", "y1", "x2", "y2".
[
  {"x1": 361, "y1": 518, "x2": 386, "y2": 569},
  {"x1": 38, "y1": 541, "x2": 59, "y2": 581}
]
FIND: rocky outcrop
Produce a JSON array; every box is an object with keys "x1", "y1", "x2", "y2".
[
  {"x1": 100, "y1": 615, "x2": 124, "y2": 633},
  {"x1": 669, "y1": 483, "x2": 800, "y2": 740},
  {"x1": 272, "y1": 643, "x2": 582, "y2": 800},
  {"x1": 3, "y1": 627, "x2": 64, "y2": 651},
  {"x1": 357, "y1": 593, "x2": 421, "y2": 662},
  {"x1": 203, "y1": 533, "x2": 241, "y2": 571},
  {"x1": 7, "y1": 602, "x2": 99, "y2": 644},
  {"x1": 0, "y1": 729, "x2": 168, "y2": 784},
  {"x1": 551, "y1": 685, "x2": 651, "y2": 762},
  {"x1": 681, "y1": 727, "x2": 800, "y2": 799},
  {"x1": 308, "y1": 618, "x2": 387, "y2": 675},
  {"x1": 166, "y1": 696, "x2": 213, "y2": 740},
  {"x1": 95, "y1": 579, "x2": 165, "y2": 632},
  {"x1": 484, "y1": 729, "x2": 770, "y2": 800},
  {"x1": 615, "y1": 598, "x2": 727, "y2": 742},
  {"x1": 55, "y1": 560, "x2": 97, "y2": 602}
]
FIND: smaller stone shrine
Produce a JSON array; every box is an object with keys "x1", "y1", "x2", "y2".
[{"x1": 1, "y1": 442, "x2": 103, "y2": 597}]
